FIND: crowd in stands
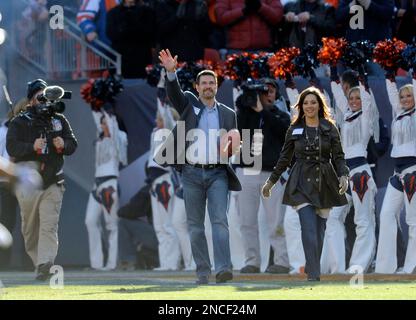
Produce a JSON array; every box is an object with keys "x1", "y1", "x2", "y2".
[
  {"x1": 14, "y1": 1, "x2": 416, "y2": 79},
  {"x1": 74, "y1": 0, "x2": 415, "y2": 78}
]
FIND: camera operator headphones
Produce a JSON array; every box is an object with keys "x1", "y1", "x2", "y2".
[
  {"x1": 27, "y1": 79, "x2": 48, "y2": 100},
  {"x1": 260, "y1": 78, "x2": 279, "y2": 100},
  {"x1": 260, "y1": 78, "x2": 290, "y2": 113}
]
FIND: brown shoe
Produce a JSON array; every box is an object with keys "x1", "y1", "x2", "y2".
[
  {"x1": 240, "y1": 265, "x2": 260, "y2": 273},
  {"x1": 265, "y1": 264, "x2": 289, "y2": 274},
  {"x1": 216, "y1": 270, "x2": 233, "y2": 283},
  {"x1": 35, "y1": 262, "x2": 53, "y2": 281}
]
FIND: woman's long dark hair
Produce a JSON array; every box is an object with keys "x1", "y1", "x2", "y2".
[{"x1": 291, "y1": 87, "x2": 334, "y2": 125}]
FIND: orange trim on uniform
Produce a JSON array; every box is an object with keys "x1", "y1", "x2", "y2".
[
  {"x1": 325, "y1": 0, "x2": 338, "y2": 8},
  {"x1": 105, "y1": 0, "x2": 119, "y2": 11},
  {"x1": 77, "y1": 13, "x2": 95, "y2": 20}
]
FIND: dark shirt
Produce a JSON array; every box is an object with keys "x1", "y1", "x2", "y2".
[
  {"x1": 106, "y1": 3, "x2": 156, "y2": 78},
  {"x1": 336, "y1": 0, "x2": 394, "y2": 43},
  {"x1": 237, "y1": 106, "x2": 290, "y2": 171},
  {"x1": 6, "y1": 108, "x2": 77, "y2": 189},
  {"x1": 155, "y1": 0, "x2": 211, "y2": 62}
]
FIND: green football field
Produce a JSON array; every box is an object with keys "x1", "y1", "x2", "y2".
[{"x1": 1, "y1": 271, "x2": 416, "y2": 300}]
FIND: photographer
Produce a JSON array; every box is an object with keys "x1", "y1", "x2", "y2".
[
  {"x1": 236, "y1": 78, "x2": 291, "y2": 274},
  {"x1": 6, "y1": 79, "x2": 77, "y2": 280}
]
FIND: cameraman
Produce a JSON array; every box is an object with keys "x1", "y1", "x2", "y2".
[
  {"x1": 6, "y1": 79, "x2": 77, "y2": 280},
  {"x1": 236, "y1": 78, "x2": 291, "y2": 274}
]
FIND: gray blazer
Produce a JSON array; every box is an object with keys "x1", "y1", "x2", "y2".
[{"x1": 154, "y1": 75, "x2": 242, "y2": 191}]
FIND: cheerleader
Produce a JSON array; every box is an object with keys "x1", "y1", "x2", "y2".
[
  {"x1": 376, "y1": 76, "x2": 416, "y2": 274},
  {"x1": 151, "y1": 72, "x2": 195, "y2": 270},
  {"x1": 149, "y1": 104, "x2": 198, "y2": 270},
  {"x1": 323, "y1": 73, "x2": 378, "y2": 274},
  {"x1": 85, "y1": 109, "x2": 128, "y2": 270}
]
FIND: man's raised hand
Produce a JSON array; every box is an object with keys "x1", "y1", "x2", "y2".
[{"x1": 158, "y1": 49, "x2": 178, "y2": 73}]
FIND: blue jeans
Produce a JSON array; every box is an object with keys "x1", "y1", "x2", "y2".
[
  {"x1": 298, "y1": 205, "x2": 326, "y2": 279},
  {"x1": 181, "y1": 165, "x2": 231, "y2": 277}
]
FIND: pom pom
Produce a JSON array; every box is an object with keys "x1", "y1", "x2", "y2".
[
  {"x1": 268, "y1": 47, "x2": 300, "y2": 80},
  {"x1": 223, "y1": 52, "x2": 273, "y2": 86},
  {"x1": 146, "y1": 64, "x2": 163, "y2": 87},
  {"x1": 80, "y1": 70, "x2": 124, "y2": 111},
  {"x1": 293, "y1": 44, "x2": 320, "y2": 78},
  {"x1": 249, "y1": 52, "x2": 273, "y2": 80},
  {"x1": 341, "y1": 40, "x2": 375, "y2": 75},
  {"x1": 92, "y1": 71, "x2": 124, "y2": 103},
  {"x1": 401, "y1": 42, "x2": 416, "y2": 71},
  {"x1": 80, "y1": 78, "x2": 104, "y2": 111},
  {"x1": 373, "y1": 38, "x2": 407, "y2": 72},
  {"x1": 318, "y1": 37, "x2": 347, "y2": 67},
  {"x1": 224, "y1": 52, "x2": 255, "y2": 85}
]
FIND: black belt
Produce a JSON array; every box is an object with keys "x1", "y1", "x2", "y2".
[
  {"x1": 394, "y1": 157, "x2": 416, "y2": 173},
  {"x1": 95, "y1": 175, "x2": 117, "y2": 186},
  {"x1": 187, "y1": 163, "x2": 225, "y2": 169},
  {"x1": 346, "y1": 157, "x2": 367, "y2": 169}
]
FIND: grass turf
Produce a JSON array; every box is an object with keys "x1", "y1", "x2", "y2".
[{"x1": 1, "y1": 271, "x2": 416, "y2": 300}]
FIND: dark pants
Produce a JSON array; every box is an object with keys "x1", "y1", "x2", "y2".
[
  {"x1": 118, "y1": 218, "x2": 158, "y2": 266},
  {"x1": 0, "y1": 183, "x2": 18, "y2": 269},
  {"x1": 298, "y1": 205, "x2": 326, "y2": 279}
]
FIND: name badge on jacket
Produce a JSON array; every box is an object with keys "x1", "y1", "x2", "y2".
[
  {"x1": 52, "y1": 118, "x2": 63, "y2": 132},
  {"x1": 193, "y1": 106, "x2": 201, "y2": 116},
  {"x1": 292, "y1": 128, "x2": 304, "y2": 135}
]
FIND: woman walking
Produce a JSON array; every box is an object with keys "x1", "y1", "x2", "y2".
[{"x1": 262, "y1": 87, "x2": 349, "y2": 281}]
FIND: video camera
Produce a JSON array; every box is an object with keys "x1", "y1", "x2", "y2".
[
  {"x1": 235, "y1": 80, "x2": 269, "y2": 110},
  {"x1": 36, "y1": 86, "x2": 72, "y2": 116}
]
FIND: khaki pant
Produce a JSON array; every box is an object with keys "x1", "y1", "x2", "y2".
[
  {"x1": 15, "y1": 183, "x2": 65, "y2": 267},
  {"x1": 236, "y1": 168, "x2": 289, "y2": 269}
]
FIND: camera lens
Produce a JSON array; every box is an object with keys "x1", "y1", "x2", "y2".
[{"x1": 36, "y1": 94, "x2": 47, "y2": 103}]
